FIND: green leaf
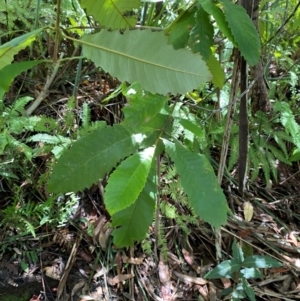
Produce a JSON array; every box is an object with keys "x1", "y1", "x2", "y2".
[
  {"x1": 206, "y1": 54, "x2": 225, "y2": 88},
  {"x1": 0, "y1": 29, "x2": 43, "y2": 71},
  {"x1": 240, "y1": 267, "x2": 262, "y2": 279},
  {"x1": 232, "y1": 239, "x2": 244, "y2": 264},
  {"x1": 178, "y1": 118, "x2": 204, "y2": 139},
  {"x1": 168, "y1": 7, "x2": 197, "y2": 49},
  {"x1": 105, "y1": 146, "x2": 155, "y2": 215},
  {"x1": 198, "y1": 0, "x2": 235, "y2": 43},
  {"x1": 0, "y1": 132, "x2": 8, "y2": 155},
  {"x1": 164, "y1": 140, "x2": 227, "y2": 227},
  {"x1": 48, "y1": 125, "x2": 143, "y2": 193},
  {"x1": 80, "y1": 30, "x2": 212, "y2": 95},
  {"x1": 28, "y1": 134, "x2": 71, "y2": 145},
  {"x1": 243, "y1": 255, "x2": 282, "y2": 269},
  {"x1": 111, "y1": 163, "x2": 157, "y2": 247},
  {"x1": 122, "y1": 90, "x2": 169, "y2": 133},
  {"x1": 80, "y1": 0, "x2": 140, "y2": 29},
  {"x1": 218, "y1": 0, "x2": 260, "y2": 66},
  {"x1": 242, "y1": 278, "x2": 256, "y2": 301},
  {"x1": 205, "y1": 260, "x2": 240, "y2": 279},
  {"x1": 290, "y1": 148, "x2": 300, "y2": 162},
  {"x1": 0, "y1": 61, "x2": 43, "y2": 99},
  {"x1": 190, "y1": 6, "x2": 214, "y2": 60}
]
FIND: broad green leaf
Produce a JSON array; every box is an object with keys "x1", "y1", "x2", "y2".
[
  {"x1": 206, "y1": 54, "x2": 225, "y2": 88},
  {"x1": 243, "y1": 255, "x2": 282, "y2": 269},
  {"x1": 178, "y1": 118, "x2": 204, "y2": 138},
  {"x1": 218, "y1": 0, "x2": 260, "y2": 66},
  {"x1": 0, "y1": 61, "x2": 43, "y2": 99},
  {"x1": 242, "y1": 278, "x2": 256, "y2": 301},
  {"x1": 0, "y1": 29, "x2": 43, "y2": 71},
  {"x1": 205, "y1": 260, "x2": 240, "y2": 279},
  {"x1": 168, "y1": 7, "x2": 197, "y2": 49},
  {"x1": 164, "y1": 140, "x2": 227, "y2": 227},
  {"x1": 80, "y1": 30, "x2": 212, "y2": 95},
  {"x1": 111, "y1": 163, "x2": 157, "y2": 247},
  {"x1": 190, "y1": 6, "x2": 214, "y2": 60},
  {"x1": 105, "y1": 146, "x2": 155, "y2": 215},
  {"x1": 122, "y1": 91, "x2": 169, "y2": 133},
  {"x1": 198, "y1": 0, "x2": 235, "y2": 43},
  {"x1": 240, "y1": 267, "x2": 262, "y2": 279},
  {"x1": 80, "y1": 0, "x2": 140, "y2": 29},
  {"x1": 48, "y1": 125, "x2": 143, "y2": 193}
]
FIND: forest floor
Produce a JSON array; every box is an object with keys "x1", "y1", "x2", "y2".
[{"x1": 1, "y1": 70, "x2": 300, "y2": 301}]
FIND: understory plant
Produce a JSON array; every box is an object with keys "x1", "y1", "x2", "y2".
[{"x1": 205, "y1": 239, "x2": 282, "y2": 301}]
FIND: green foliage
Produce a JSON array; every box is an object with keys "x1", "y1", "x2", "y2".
[
  {"x1": 205, "y1": 239, "x2": 282, "y2": 300},
  {"x1": 48, "y1": 125, "x2": 144, "y2": 193},
  {"x1": 105, "y1": 147, "x2": 155, "y2": 215},
  {"x1": 80, "y1": 30, "x2": 212, "y2": 95},
  {"x1": 48, "y1": 85, "x2": 228, "y2": 246},
  {"x1": 80, "y1": 0, "x2": 140, "y2": 29},
  {"x1": 0, "y1": 29, "x2": 43, "y2": 69},
  {"x1": 111, "y1": 163, "x2": 157, "y2": 247},
  {"x1": 164, "y1": 140, "x2": 227, "y2": 228},
  {"x1": 218, "y1": 0, "x2": 260, "y2": 66}
]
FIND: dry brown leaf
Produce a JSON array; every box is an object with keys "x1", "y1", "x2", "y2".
[
  {"x1": 111, "y1": 273, "x2": 134, "y2": 285},
  {"x1": 71, "y1": 279, "x2": 87, "y2": 297},
  {"x1": 43, "y1": 257, "x2": 65, "y2": 280},
  {"x1": 173, "y1": 270, "x2": 207, "y2": 285},
  {"x1": 121, "y1": 254, "x2": 145, "y2": 265},
  {"x1": 220, "y1": 277, "x2": 231, "y2": 289},
  {"x1": 288, "y1": 231, "x2": 299, "y2": 247},
  {"x1": 43, "y1": 266, "x2": 61, "y2": 280},
  {"x1": 158, "y1": 261, "x2": 171, "y2": 285},
  {"x1": 244, "y1": 201, "x2": 253, "y2": 222}
]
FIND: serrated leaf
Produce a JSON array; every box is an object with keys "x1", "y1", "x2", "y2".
[
  {"x1": 164, "y1": 140, "x2": 227, "y2": 227},
  {"x1": 190, "y1": 6, "x2": 214, "y2": 60},
  {"x1": 80, "y1": 0, "x2": 140, "y2": 29},
  {"x1": 105, "y1": 147, "x2": 155, "y2": 215},
  {"x1": 111, "y1": 163, "x2": 157, "y2": 247},
  {"x1": 81, "y1": 30, "x2": 212, "y2": 95},
  {"x1": 0, "y1": 29, "x2": 43, "y2": 71},
  {"x1": 243, "y1": 255, "x2": 282, "y2": 269},
  {"x1": 168, "y1": 7, "x2": 197, "y2": 49},
  {"x1": 198, "y1": 0, "x2": 235, "y2": 43},
  {"x1": 205, "y1": 260, "x2": 240, "y2": 279},
  {"x1": 218, "y1": 0, "x2": 260, "y2": 66},
  {"x1": 122, "y1": 92, "x2": 169, "y2": 132},
  {"x1": 48, "y1": 125, "x2": 143, "y2": 193}
]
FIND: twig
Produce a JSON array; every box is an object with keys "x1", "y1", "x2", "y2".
[{"x1": 26, "y1": 53, "x2": 64, "y2": 116}]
